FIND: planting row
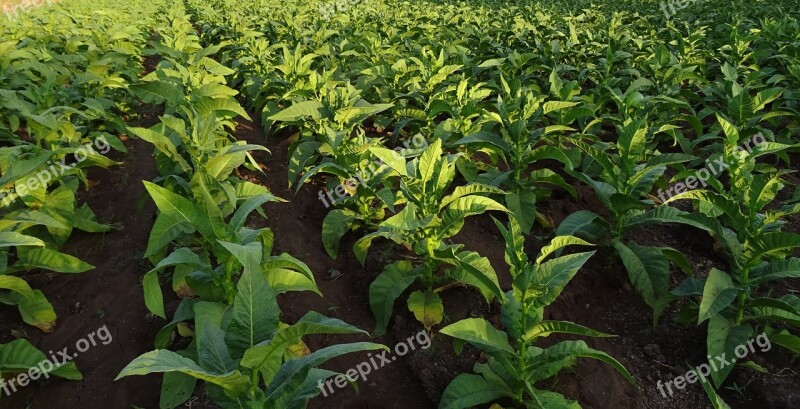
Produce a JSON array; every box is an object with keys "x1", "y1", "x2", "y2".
[{"x1": 0, "y1": 0, "x2": 167, "y2": 386}]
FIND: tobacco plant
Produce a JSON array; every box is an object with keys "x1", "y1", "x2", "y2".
[
  {"x1": 454, "y1": 73, "x2": 580, "y2": 233},
  {"x1": 354, "y1": 139, "x2": 506, "y2": 334},
  {"x1": 439, "y1": 220, "x2": 634, "y2": 409},
  {"x1": 296, "y1": 135, "x2": 396, "y2": 258},
  {"x1": 119, "y1": 242, "x2": 385, "y2": 409},
  {"x1": 663, "y1": 115, "x2": 800, "y2": 396},
  {"x1": 556, "y1": 118, "x2": 698, "y2": 311}
]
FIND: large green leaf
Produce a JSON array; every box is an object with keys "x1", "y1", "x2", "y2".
[
  {"x1": 531, "y1": 251, "x2": 595, "y2": 308},
  {"x1": 240, "y1": 311, "x2": 366, "y2": 380},
  {"x1": 555, "y1": 210, "x2": 607, "y2": 242},
  {"x1": 144, "y1": 212, "x2": 196, "y2": 258},
  {"x1": 144, "y1": 181, "x2": 201, "y2": 223},
  {"x1": 0, "y1": 275, "x2": 35, "y2": 299},
  {"x1": 523, "y1": 320, "x2": 614, "y2": 342},
  {"x1": 115, "y1": 349, "x2": 250, "y2": 394},
  {"x1": 263, "y1": 342, "x2": 387, "y2": 406},
  {"x1": 438, "y1": 373, "x2": 514, "y2": 409},
  {"x1": 505, "y1": 190, "x2": 537, "y2": 234},
  {"x1": 369, "y1": 260, "x2": 421, "y2": 335},
  {"x1": 0, "y1": 232, "x2": 45, "y2": 248},
  {"x1": 440, "y1": 318, "x2": 513, "y2": 355},
  {"x1": 230, "y1": 194, "x2": 281, "y2": 232},
  {"x1": 706, "y1": 315, "x2": 752, "y2": 387},
  {"x1": 262, "y1": 253, "x2": 320, "y2": 296},
  {"x1": 528, "y1": 340, "x2": 635, "y2": 385},
  {"x1": 0, "y1": 339, "x2": 81, "y2": 380},
  {"x1": 143, "y1": 270, "x2": 166, "y2": 319},
  {"x1": 220, "y1": 242, "x2": 279, "y2": 359},
  {"x1": 417, "y1": 138, "x2": 443, "y2": 184},
  {"x1": 750, "y1": 259, "x2": 800, "y2": 285},
  {"x1": 612, "y1": 240, "x2": 669, "y2": 307},
  {"x1": 321, "y1": 209, "x2": 357, "y2": 259},
  {"x1": 698, "y1": 268, "x2": 739, "y2": 324},
  {"x1": 130, "y1": 81, "x2": 185, "y2": 105},
  {"x1": 269, "y1": 100, "x2": 327, "y2": 121},
  {"x1": 13, "y1": 247, "x2": 93, "y2": 273},
  {"x1": 439, "y1": 184, "x2": 505, "y2": 210},
  {"x1": 160, "y1": 372, "x2": 197, "y2": 409},
  {"x1": 536, "y1": 236, "x2": 594, "y2": 265},
  {"x1": 407, "y1": 290, "x2": 444, "y2": 330},
  {"x1": 17, "y1": 290, "x2": 57, "y2": 332}
]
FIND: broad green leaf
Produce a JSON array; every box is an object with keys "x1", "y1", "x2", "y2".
[
  {"x1": 407, "y1": 290, "x2": 444, "y2": 330},
  {"x1": 143, "y1": 270, "x2": 166, "y2": 319},
  {"x1": 0, "y1": 339, "x2": 81, "y2": 380},
  {"x1": 220, "y1": 242, "x2": 279, "y2": 359},
  {"x1": 612, "y1": 241, "x2": 670, "y2": 307},
  {"x1": 14, "y1": 247, "x2": 93, "y2": 273},
  {"x1": 698, "y1": 268, "x2": 739, "y2": 324},
  {"x1": 270, "y1": 101, "x2": 327, "y2": 121},
  {"x1": 241, "y1": 311, "x2": 366, "y2": 380},
  {"x1": 321, "y1": 209, "x2": 357, "y2": 259},
  {"x1": 115, "y1": 350, "x2": 250, "y2": 394},
  {"x1": 536, "y1": 236, "x2": 594, "y2": 264},
  {"x1": 263, "y1": 253, "x2": 321, "y2": 296},
  {"x1": 438, "y1": 373, "x2": 514, "y2": 409},
  {"x1": 706, "y1": 315, "x2": 752, "y2": 387},
  {"x1": 523, "y1": 321, "x2": 613, "y2": 342},
  {"x1": 17, "y1": 290, "x2": 56, "y2": 332},
  {"x1": 0, "y1": 275, "x2": 34, "y2": 299},
  {"x1": 130, "y1": 81, "x2": 184, "y2": 105},
  {"x1": 369, "y1": 147, "x2": 407, "y2": 176},
  {"x1": 750, "y1": 259, "x2": 800, "y2": 285},
  {"x1": 0, "y1": 232, "x2": 45, "y2": 248},
  {"x1": 369, "y1": 261, "x2": 421, "y2": 335},
  {"x1": 440, "y1": 318, "x2": 513, "y2": 355},
  {"x1": 263, "y1": 342, "x2": 387, "y2": 406},
  {"x1": 160, "y1": 372, "x2": 196, "y2": 409},
  {"x1": 555, "y1": 210, "x2": 606, "y2": 242}
]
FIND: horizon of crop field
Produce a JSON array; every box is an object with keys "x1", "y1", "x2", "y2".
[{"x1": 0, "y1": 0, "x2": 54, "y2": 13}]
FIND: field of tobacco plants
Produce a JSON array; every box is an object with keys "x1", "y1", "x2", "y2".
[{"x1": 1, "y1": 0, "x2": 799, "y2": 408}]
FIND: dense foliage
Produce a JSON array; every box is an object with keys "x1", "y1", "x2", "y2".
[{"x1": 1, "y1": 0, "x2": 799, "y2": 407}]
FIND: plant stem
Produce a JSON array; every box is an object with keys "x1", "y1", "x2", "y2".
[{"x1": 735, "y1": 267, "x2": 750, "y2": 324}]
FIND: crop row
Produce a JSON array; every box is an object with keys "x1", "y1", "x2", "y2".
[{"x1": 0, "y1": 0, "x2": 167, "y2": 384}]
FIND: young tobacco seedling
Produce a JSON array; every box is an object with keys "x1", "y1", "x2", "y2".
[
  {"x1": 354, "y1": 139, "x2": 507, "y2": 335},
  {"x1": 273, "y1": 83, "x2": 393, "y2": 181},
  {"x1": 295, "y1": 134, "x2": 400, "y2": 259},
  {"x1": 439, "y1": 219, "x2": 634, "y2": 409},
  {"x1": 140, "y1": 178, "x2": 314, "y2": 316},
  {"x1": 454, "y1": 74, "x2": 579, "y2": 233},
  {"x1": 557, "y1": 117, "x2": 698, "y2": 312},
  {"x1": 118, "y1": 242, "x2": 385, "y2": 409}
]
